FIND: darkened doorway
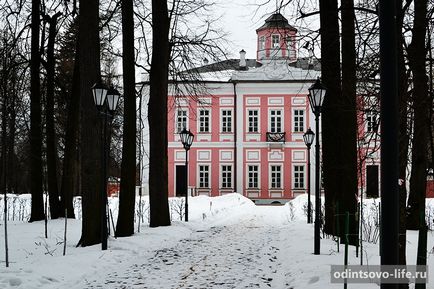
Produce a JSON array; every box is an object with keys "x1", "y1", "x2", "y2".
[
  {"x1": 366, "y1": 165, "x2": 379, "y2": 198},
  {"x1": 176, "y1": 165, "x2": 187, "y2": 197}
]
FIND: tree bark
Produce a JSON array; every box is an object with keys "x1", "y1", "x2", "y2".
[
  {"x1": 116, "y1": 0, "x2": 136, "y2": 237},
  {"x1": 29, "y1": 0, "x2": 45, "y2": 222},
  {"x1": 407, "y1": 0, "x2": 429, "y2": 230},
  {"x1": 45, "y1": 13, "x2": 62, "y2": 219},
  {"x1": 78, "y1": 0, "x2": 104, "y2": 246},
  {"x1": 60, "y1": 19, "x2": 80, "y2": 219},
  {"x1": 319, "y1": 0, "x2": 342, "y2": 236},
  {"x1": 148, "y1": 0, "x2": 171, "y2": 227},
  {"x1": 339, "y1": 0, "x2": 359, "y2": 245}
]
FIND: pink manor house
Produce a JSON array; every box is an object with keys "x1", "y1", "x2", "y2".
[{"x1": 166, "y1": 13, "x2": 389, "y2": 204}]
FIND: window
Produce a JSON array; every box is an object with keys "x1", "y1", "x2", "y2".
[
  {"x1": 259, "y1": 36, "x2": 265, "y2": 50},
  {"x1": 221, "y1": 165, "x2": 232, "y2": 188},
  {"x1": 286, "y1": 36, "x2": 292, "y2": 49},
  {"x1": 293, "y1": 109, "x2": 305, "y2": 132},
  {"x1": 272, "y1": 35, "x2": 280, "y2": 48},
  {"x1": 221, "y1": 110, "x2": 232, "y2": 132},
  {"x1": 270, "y1": 110, "x2": 282, "y2": 133},
  {"x1": 294, "y1": 165, "x2": 305, "y2": 189},
  {"x1": 270, "y1": 165, "x2": 282, "y2": 189},
  {"x1": 199, "y1": 165, "x2": 210, "y2": 188},
  {"x1": 366, "y1": 111, "x2": 377, "y2": 133},
  {"x1": 199, "y1": 110, "x2": 210, "y2": 133},
  {"x1": 248, "y1": 110, "x2": 259, "y2": 132},
  {"x1": 176, "y1": 109, "x2": 187, "y2": 133},
  {"x1": 248, "y1": 165, "x2": 259, "y2": 189}
]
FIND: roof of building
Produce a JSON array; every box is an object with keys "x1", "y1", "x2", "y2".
[{"x1": 256, "y1": 13, "x2": 297, "y2": 32}]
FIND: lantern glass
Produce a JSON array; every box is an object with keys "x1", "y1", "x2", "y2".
[
  {"x1": 106, "y1": 87, "x2": 121, "y2": 113},
  {"x1": 92, "y1": 82, "x2": 108, "y2": 107},
  {"x1": 303, "y1": 128, "x2": 315, "y2": 148},
  {"x1": 308, "y1": 78, "x2": 326, "y2": 114},
  {"x1": 179, "y1": 128, "x2": 194, "y2": 150}
]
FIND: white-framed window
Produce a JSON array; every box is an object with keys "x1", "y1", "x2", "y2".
[
  {"x1": 221, "y1": 165, "x2": 232, "y2": 188},
  {"x1": 270, "y1": 165, "x2": 282, "y2": 189},
  {"x1": 199, "y1": 109, "x2": 210, "y2": 133},
  {"x1": 269, "y1": 110, "x2": 282, "y2": 133},
  {"x1": 294, "y1": 165, "x2": 305, "y2": 189},
  {"x1": 199, "y1": 165, "x2": 210, "y2": 188},
  {"x1": 293, "y1": 109, "x2": 305, "y2": 132},
  {"x1": 259, "y1": 36, "x2": 265, "y2": 50},
  {"x1": 366, "y1": 111, "x2": 377, "y2": 133},
  {"x1": 221, "y1": 109, "x2": 232, "y2": 132},
  {"x1": 176, "y1": 109, "x2": 188, "y2": 133},
  {"x1": 247, "y1": 165, "x2": 259, "y2": 189},
  {"x1": 272, "y1": 34, "x2": 280, "y2": 48},
  {"x1": 248, "y1": 109, "x2": 259, "y2": 133},
  {"x1": 286, "y1": 36, "x2": 292, "y2": 49}
]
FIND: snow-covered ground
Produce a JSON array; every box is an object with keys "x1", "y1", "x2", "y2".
[{"x1": 0, "y1": 194, "x2": 433, "y2": 289}]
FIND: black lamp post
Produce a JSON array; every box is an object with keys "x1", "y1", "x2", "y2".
[
  {"x1": 308, "y1": 77, "x2": 326, "y2": 255},
  {"x1": 179, "y1": 128, "x2": 194, "y2": 222},
  {"x1": 303, "y1": 128, "x2": 315, "y2": 224},
  {"x1": 92, "y1": 82, "x2": 121, "y2": 250}
]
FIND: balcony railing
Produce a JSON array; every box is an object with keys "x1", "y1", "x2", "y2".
[{"x1": 266, "y1": 132, "x2": 286, "y2": 143}]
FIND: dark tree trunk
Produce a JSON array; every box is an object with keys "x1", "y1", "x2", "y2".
[
  {"x1": 148, "y1": 0, "x2": 171, "y2": 227},
  {"x1": 407, "y1": 0, "x2": 429, "y2": 230},
  {"x1": 78, "y1": 0, "x2": 104, "y2": 246},
  {"x1": 45, "y1": 13, "x2": 62, "y2": 219},
  {"x1": 60, "y1": 22, "x2": 80, "y2": 219},
  {"x1": 339, "y1": 0, "x2": 359, "y2": 245},
  {"x1": 319, "y1": 0, "x2": 342, "y2": 236},
  {"x1": 116, "y1": 0, "x2": 136, "y2": 237},
  {"x1": 396, "y1": 0, "x2": 409, "y2": 280},
  {"x1": 29, "y1": 0, "x2": 45, "y2": 222}
]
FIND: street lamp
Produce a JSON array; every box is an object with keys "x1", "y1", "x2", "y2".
[
  {"x1": 303, "y1": 128, "x2": 315, "y2": 224},
  {"x1": 92, "y1": 82, "x2": 121, "y2": 250},
  {"x1": 179, "y1": 128, "x2": 194, "y2": 222},
  {"x1": 308, "y1": 77, "x2": 326, "y2": 255}
]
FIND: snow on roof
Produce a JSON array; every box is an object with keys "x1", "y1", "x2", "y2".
[{"x1": 231, "y1": 59, "x2": 320, "y2": 82}]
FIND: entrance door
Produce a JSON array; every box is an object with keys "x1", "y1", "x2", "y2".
[
  {"x1": 176, "y1": 165, "x2": 187, "y2": 197},
  {"x1": 366, "y1": 165, "x2": 379, "y2": 198}
]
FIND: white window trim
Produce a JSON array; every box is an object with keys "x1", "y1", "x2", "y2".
[
  {"x1": 220, "y1": 108, "x2": 233, "y2": 133},
  {"x1": 259, "y1": 36, "x2": 266, "y2": 50},
  {"x1": 197, "y1": 108, "x2": 211, "y2": 133},
  {"x1": 197, "y1": 163, "x2": 211, "y2": 189},
  {"x1": 269, "y1": 164, "x2": 283, "y2": 189},
  {"x1": 246, "y1": 163, "x2": 261, "y2": 189},
  {"x1": 271, "y1": 34, "x2": 280, "y2": 48},
  {"x1": 268, "y1": 108, "x2": 284, "y2": 133},
  {"x1": 292, "y1": 108, "x2": 305, "y2": 133},
  {"x1": 246, "y1": 108, "x2": 260, "y2": 133},
  {"x1": 220, "y1": 164, "x2": 233, "y2": 189},
  {"x1": 292, "y1": 164, "x2": 306, "y2": 190},
  {"x1": 175, "y1": 108, "x2": 188, "y2": 133},
  {"x1": 365, "y1": 111, "x2": 378, "y2": 133}
]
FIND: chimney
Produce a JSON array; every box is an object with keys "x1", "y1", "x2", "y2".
[
  {"x1": 203, "y1": 58, "x2": 209, "y2": 65},
  {"x1": 239, "y1": 49, "x2": 246, "y2": 69}
]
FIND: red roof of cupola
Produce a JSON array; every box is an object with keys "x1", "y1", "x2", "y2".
[{"x1": 256, "y1": 13, "x2": 297, "y2": 32}]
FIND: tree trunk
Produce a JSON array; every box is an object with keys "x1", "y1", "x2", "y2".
[
  {"x1": 339, "y1": 0, "x2": 359, "y2": 245},
  {"x1": 78, "y1": 0, "x2": 104, "y2": 246},
  {"x1": 29, "y1": 0, "x2": 45, "y2": 222},
  {"x1": 407, "y1": 0, "x2": 429, "y2": 231},
  {"x1": 148, "y1": 0, "x2": 171, "y2": 227},
  {"x1": 319, "y1": 0, "x2": 342, "y2": 236},
  {"x1": 396, "y1": 0, "x2": 409, "y2": 281},
  {"x1": 60, "y1": 21, "x2": 80, "y2": 219},
  {"x1": 116, "y1": 0, "x2": 136, "y2": 237},
  {"x1": 45, "y1": 13, "x2": 62, "y2": 219}
]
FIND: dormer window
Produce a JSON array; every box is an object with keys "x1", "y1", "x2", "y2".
[
  {"x1": 259, "y1": 36, "x2": 265, "y2": 50},
  {"x1": 272, "y1": 35, "x2": 280, "y2": 48}
]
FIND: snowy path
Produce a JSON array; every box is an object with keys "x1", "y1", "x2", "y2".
[{"x1": 83, "y1": 208, "x2": 292, "y2": 289}]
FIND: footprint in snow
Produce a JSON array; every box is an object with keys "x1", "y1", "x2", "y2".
[{"x1": 308, "y1": 276, "x2": 320, "y2": 284}]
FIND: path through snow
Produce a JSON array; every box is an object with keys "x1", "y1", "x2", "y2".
[{"x1": 83, "y1": 207, "x2": 293, "y2": 289}]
